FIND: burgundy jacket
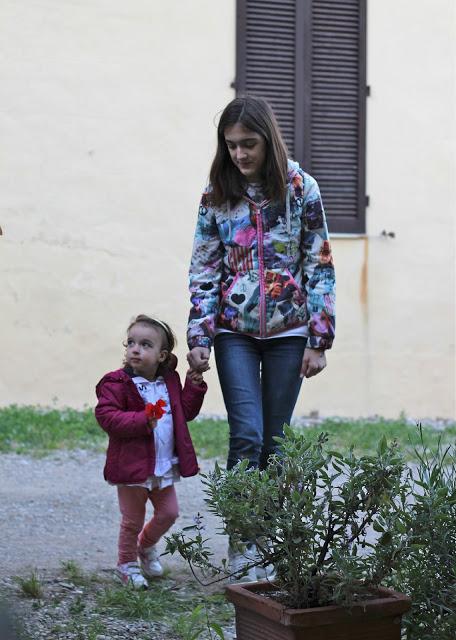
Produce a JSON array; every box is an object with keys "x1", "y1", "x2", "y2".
[{"x1": 94, "y1": 363, "x2": 206, "y2": 484}]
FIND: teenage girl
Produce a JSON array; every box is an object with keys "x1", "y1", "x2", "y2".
[
  {"x1": 95, "y1": 314, "x2": 206, "y2": 588},
  {"x1": 186, "y1": 96, "x2": 335, "y2": 580}
]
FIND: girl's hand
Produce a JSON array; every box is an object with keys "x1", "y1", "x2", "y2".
[
  {"x1": 300, "y1": 348, "x2": 327, "y2": 379},
  {"x1": 187, "y1": 347, "x2": 210, "y2": 372},
  {"x1": 147, "y1": 417, "x2": 158, "y2": 430},
  {"x1": 186, "y1": 368, "x2": 204, "y2": 386}
]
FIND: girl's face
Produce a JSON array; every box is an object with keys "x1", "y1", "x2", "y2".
[
  {"x1": 224, "y1": 122, "x2": 267, "y2": 183},
  {"x1": 125, "y1": 323, "x2": 167, "y2": 380}
]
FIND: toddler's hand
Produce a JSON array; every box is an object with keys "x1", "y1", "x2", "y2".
[{"x1": 186, "y1": 368, "x2": 204, "y2": 386}]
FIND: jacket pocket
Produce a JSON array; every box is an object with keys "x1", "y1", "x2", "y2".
[
  {"x1": 218, "y1": 272, "x2": 260, "y2": 333},
  {"x1": 265, "y1": 268, "x2": 308, "y2": 332}
]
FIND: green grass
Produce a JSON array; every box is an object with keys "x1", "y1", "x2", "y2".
[
  {"x1": 0, "y1": 405, "x2": 105, "y2": 455},
  {"x1": 0, "y1": 405, "x2": 454, "y2": 459},
  {"x1": 14, "y1": 570, "x2": 44, "y2": 599},
  {"x1": 189, "y1": 419, "x2": 229, "y2": 459},
  {"x1": 96, "y1": 578, "x2": 233, "y2": 629},
  {"x1": 61, "y1": 560, "x2": 86, "y2": 585},
  {"x1": 60, "y1": 560, "x2": 100, "y2": 587},
  {"x1": 6, "y1": 562, "x2": 232, "y2": 639},
  {"x1": 293, "y1": 418, "x2": 456, "y2": 459},
  {"x1": 97, "y1": 582, "x2": 179, "y2": 620}
]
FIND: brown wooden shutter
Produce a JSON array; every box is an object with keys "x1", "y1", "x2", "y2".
[
  {"x1": 236, "y1": 0, "x2": 367, "y2": 234},
  {"x1": 236, "y1": 0, "x2": 298, "y2": 156}
]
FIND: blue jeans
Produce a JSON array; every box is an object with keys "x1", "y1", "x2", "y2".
[{"x1": 214, "y1": 333, "x2": 307, "y2": 470}]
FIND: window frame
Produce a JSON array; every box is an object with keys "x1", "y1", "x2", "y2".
[{"x1": 235, "y1": 0, "x2": 368, "y2": 235}]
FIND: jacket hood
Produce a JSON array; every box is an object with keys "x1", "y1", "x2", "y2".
[
  {"x1": 284, "y1": 159, "x2": 304, "y2": 234},
  {"x1": 287, "y1": 159, "x2": 302, "y2": 182}
]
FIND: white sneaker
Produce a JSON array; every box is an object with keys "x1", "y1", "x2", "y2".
[
  {"x1": 116, "y1": 561, "x2": 148, "y2": 589},
  {"x1": 251, "y1": 541, "x2": 276, "y2": 580},
  {"x1": 138, "y1": 544, "x2": 164, "y2": 578},
  {"x1": 228, "y1": 544, "x2": 257, "y2": 583},
  {"x1": 255, "y1": 562, "x2": 276, "y2": 580}
]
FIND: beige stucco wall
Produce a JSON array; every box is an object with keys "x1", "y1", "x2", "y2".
[{"x1": 0, "y1": 0, "x2": 454, "y2": 419}]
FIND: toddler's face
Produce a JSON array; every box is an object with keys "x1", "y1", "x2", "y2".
[{"x1": 125, "y1": 323, "x2": 167, "y2": 380}]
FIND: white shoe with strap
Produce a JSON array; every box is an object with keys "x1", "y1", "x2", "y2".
[
  {"x1": 255, "y1": 561, "x2": 276, "y2": 580},
  {"x1": 116, "y1": 561, "x2": 148, "y2": 589},
  {"x1": 228, "y1": 544, "x2": 258, "y2": 583},
  {"x1": 138, "y1": 544, "x2": 164, "y2": 578},
  {"x1": 252, "y1": 540, "x2": 276, "y2": 580}
]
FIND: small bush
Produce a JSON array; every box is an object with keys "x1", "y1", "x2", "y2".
[
  {"x1": 15, "y1": 571, "x2": 44, "y2": 599},
  {"x1": 167, "y1": 428, "x2": 409, "y2": 609},
  {"x1": 389, "y1": 430, "x2": 456, "y2": 639}
]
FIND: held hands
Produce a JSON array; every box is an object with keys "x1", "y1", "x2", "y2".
[
  {"x1": 300, "y1": 348, "x2": 327, "y2": 379},
  {"x1": 187, "y1": 347, "x2": 210, "y2": 373},
  {"x1": 186, "y1": 368, "x2": 205, "y2": 386}
]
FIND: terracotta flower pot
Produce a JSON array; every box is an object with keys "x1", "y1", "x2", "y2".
[{"x1": 226, "y1": 581, "x2": 411, "y2": 640}]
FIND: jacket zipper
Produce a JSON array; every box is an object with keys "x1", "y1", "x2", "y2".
[
  {"x1": 256, "y1": 202, "x2": 268, "y2": 337},
  {"x1": 243, "y1": 195, "x2": 270, "y2": 337}
]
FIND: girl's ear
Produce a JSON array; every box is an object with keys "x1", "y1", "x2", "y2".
[{"x1": 159, "y1": 350, "x2": 168, "y2": 363}]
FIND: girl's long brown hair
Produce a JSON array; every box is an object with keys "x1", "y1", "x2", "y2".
[{"x1": 209, "y1": 96, "x2": 289, "y2": 207}]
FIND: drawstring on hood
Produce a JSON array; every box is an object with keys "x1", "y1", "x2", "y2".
[
  {"x1": 227, "y1": 200, "x2": 232, "y2": 237},
  {"x1": 285, "y1": 188, "x2": 292, "y2": 256},
  {"x1": 227, "y1": 159, "x2": 299, "y2": 254},
  {"x1": 285, "y1": 188, "x2": 291, "y2": 235}
]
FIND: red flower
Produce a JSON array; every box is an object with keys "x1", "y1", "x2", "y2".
[{"x1": 145, "y1": 399, "x2": 166, "y2": 420}]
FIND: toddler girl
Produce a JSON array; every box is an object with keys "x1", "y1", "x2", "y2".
[{"x1": 95, "y1": 314, "x2": 206, "y2": 588}]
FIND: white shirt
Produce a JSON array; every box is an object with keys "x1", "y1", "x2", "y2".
[
  {"x1": 215, "y1": 325, "x2": 307, "y2": 340},
  {"x1": 130, "y1": 376, "x2": 179, "y2": 489}
]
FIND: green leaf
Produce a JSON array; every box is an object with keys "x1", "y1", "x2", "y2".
[
  {"x1": 372, "y1": 520, "x2": 385, "y2": 533},
  {"x1": 379, "y1": 531, "x2": 393, "y2": 545},
  {"x1": 394, "y1": 521, "x2": 407, "y2": 534},
  {"x1": 283, "y1": 424, "x2": 295, "y2": 439},
  {"x1": 209, "y1": 622, "x2": 226, "y2": 639},
  {"x1": 377, "y1": 435, "x2": 387, "y2": 456},
  {"x1": 237, "y1": 458, "x2": 250, "y2": 472},
  {"x1": 192, "y1": 604, "x2": 204, "y2": 617}
]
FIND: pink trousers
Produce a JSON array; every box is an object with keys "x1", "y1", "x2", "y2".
[{"x1": 117, "y1": 484, "x2": 179, "y2": 565}]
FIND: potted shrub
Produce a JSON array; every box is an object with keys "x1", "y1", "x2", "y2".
[
  {"x1": 387, "y1": 430, "x2": 456, "y2": 639},
  {"x1": 166, "y1": 427, "x2": 411, "y2": 639}
]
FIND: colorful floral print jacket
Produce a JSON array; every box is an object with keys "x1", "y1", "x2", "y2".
[{"x1": 187, "y1": 160, "x2": 335, "y2": 350}]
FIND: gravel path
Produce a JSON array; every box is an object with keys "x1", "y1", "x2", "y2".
[
  {"x1": 0, "y1": 451, "x2": 233, "y2": 639},
  {"x1": 0, "y1": 440, "x2": 438, "y2": 639},
  {"x1": 0, "y1": 450, "x2": 227, "y2": 576}
]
